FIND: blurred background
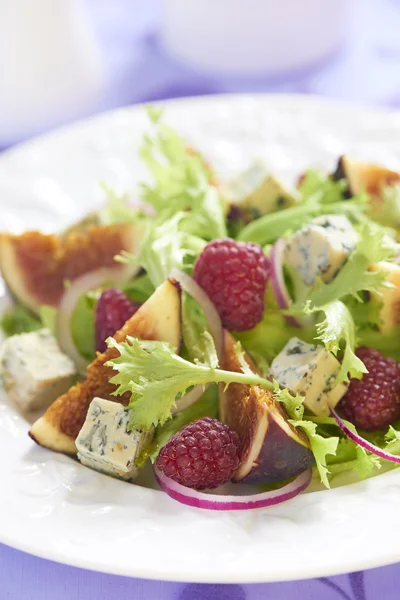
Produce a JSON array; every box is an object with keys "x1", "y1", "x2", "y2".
[{"x1": 1, "y1": 0, "x2": 400, "y2": 149}]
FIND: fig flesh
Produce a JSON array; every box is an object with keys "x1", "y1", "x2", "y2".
[{"x1": 220, "y1": 332, "x2": 314, "y2": 484}]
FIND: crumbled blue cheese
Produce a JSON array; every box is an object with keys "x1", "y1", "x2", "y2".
[
  {"x1": 269, "y1": 337, "x2": 348, "y2": 416},
  {"x1": 285, "y1": 215, "x2": 358, "y2": 286},
  {"x1": 225, "y1": 161, "x2": 297, "y2": 215},
  {"x1": 0, "y1": 329, "x2": 76, "y2": 412},
  {"x1": 76, "y1": 398, "x2": 153, "y2": 480}
]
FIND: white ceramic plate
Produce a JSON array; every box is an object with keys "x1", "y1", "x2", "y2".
[{"x1": 1, "y1": 95, "x2": 400, "y2": 584}]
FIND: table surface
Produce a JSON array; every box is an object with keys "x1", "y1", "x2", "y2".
[{"x1": 2, "y1": 0, "x2": 400, "y2": 597}]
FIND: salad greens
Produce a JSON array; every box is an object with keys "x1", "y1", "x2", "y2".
[
  {"x1": 4, "y1": 106, "x2": 400, "y2": 490},
  {"x1": 105, "y1": 334, "x2": 303, "y2": 430}
]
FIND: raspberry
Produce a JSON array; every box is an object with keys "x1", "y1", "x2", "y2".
[
  {"x1": 95, "y1": 288, "x2": 140, "y2": 352},
  {"x1": 156, "y1": 417, "x2": 241, "y2": 490},
  {"x1": 193, "y1": 239, "x2": 270, "y2": 331},
  {"x1": 338, "y1": 347, "x2": 400, "y2": 431}
]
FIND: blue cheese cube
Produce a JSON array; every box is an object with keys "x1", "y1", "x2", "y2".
[
  {"x1": 0, "y1": 329, "x2": 76, "y2": 412},
  {"x1": 76, "y1": 398, "x2": 153, "y2": 481},
  {"x1": 225, "y1": 161, "x2": 297, "y2": 215},
  {"x1": 285, "y1": 215, "x2": 358, "y2": 286},
  {"x1": 269, "y1": 337, "x2": 348, "y2": 416}
]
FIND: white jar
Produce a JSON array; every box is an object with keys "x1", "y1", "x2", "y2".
[
  {"x1": 0, "y1": 0, "x2": 103, "y2": 145},
  {"x1": 160, "y1": 0, "x2": 350, "y2": 76}
]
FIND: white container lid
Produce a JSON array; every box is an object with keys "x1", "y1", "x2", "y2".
[{"x1": 160, "y1": 0, "x2": 350, "y2": 76}]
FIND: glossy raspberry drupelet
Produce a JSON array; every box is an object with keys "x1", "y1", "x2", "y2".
[
  {"x1": 193, "y1": 238, "x2": 270, "y2": 332},
  {"x1": 95, "y1": 288, "x2": 140, "y2": 352},
  {"x1": 338, "y1": 346, "x2": 400, "y2": 431},
  {"x1": 156, "y1": 417, "x2": 241, "y2": 490}
]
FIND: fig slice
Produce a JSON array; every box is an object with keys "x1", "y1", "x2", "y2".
[
  {"x1": 333, "y1": 155, "x2": 400, "y2": 224},
  {"x1": 220, "y1": 332, "x2": 314, "y2": 484},
  {"x1": 29, "y1": 278, "x2": 182, "y2": 455},
  {"x1": 0, "y1": 221, "x2": 146, "y2": 314}
]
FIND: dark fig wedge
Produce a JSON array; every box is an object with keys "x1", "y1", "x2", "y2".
[
  {"x1": 220, "y1": 332, "x2": 314, "y2": 484},
  {"x1": 333, "y1": 155, "x2": 400, "y2": 203}
]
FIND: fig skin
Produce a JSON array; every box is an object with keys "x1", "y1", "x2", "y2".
[
  {"x1": 29, "y1": 279, "x2": 182, "y2": 455},
  {"x1": 220, "y1": 331, "x2": 314, "y2": 485}
]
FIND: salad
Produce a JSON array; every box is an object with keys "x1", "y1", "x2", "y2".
[{"x1": 2, "y1": 107, "x2": 400, "y2": 511}]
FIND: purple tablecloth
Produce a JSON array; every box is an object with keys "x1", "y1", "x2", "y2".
[{"x1": 2, "y1": 0, "x2": 400, "y2": 597}]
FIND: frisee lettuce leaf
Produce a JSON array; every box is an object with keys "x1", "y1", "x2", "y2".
[
  {"x1": 139, "y1": 108, "x2": 227, "y2": 240},
  {"x1": 106, "y1": 335, "x2": 298, "y2": 430},
  {"x1": 118, "y1": 213, "x2": 206, "y2": 288},
  {"x1": 140, "y1": 385, "x2": 219, "y2": 465},
  {"x1": 298, "y1": 170, "x2": 348, "y2": 204},
  {"x1": 290, "y1": 419, "x2": 339, "y2": 487},
  {"x1": 294, "y1": 225, "x2": 396, "y2": 310},
  {"x1": 306, "y1": 300, "x2": 367, "y2": 383},
  {"x1": 100, "y1": 184, "x2": 142, "y2": 224},
  {"x1": 307, "y1": 416, "x2": 381, "y2": 480},
  {"x1": 181, "y1": 293, "x2": 215, "y2": 365},
  {"x1": 238, "y1": 171, "x2": 367, "y2": 245}
]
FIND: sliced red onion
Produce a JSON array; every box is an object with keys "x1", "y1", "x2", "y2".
[
  {"x1": 56, "y1": 266, "x2": 135, "y2": 373},
  {"x1": 154, "y1": 467, "x2": 312, "y2": 511},
  {"x1": 171, "y1": 385, "x2": 206, "y2": 415},
  {"x1": 270, "y1": 239, "x2": 301, "y2": 328},
  {"x1": 330, "y1": 408, "x2": 400, "y2": 464},
  {"x1": 170, "y1": 268, "x2": 223, "y2": 360}
]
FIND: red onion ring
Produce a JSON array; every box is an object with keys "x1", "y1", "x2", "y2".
[
  {"x1": 330, "y1": 407, "x2": 400, "y2": 464},
  {"x1": 170, "y1": 268, "x2": 223, "y2": 360},
  {"x1": 171, "y1": 385, "x2": 206, "y2": 415},
  {"x1": 154, "y1": 467, "x2": 312, "y2": 511},
  {"x1": 270, "y1": 239, "x2": 301, "y2": 328},
  {"x1": 56, "y1": 266, "x2": 136, "y2": 373}
]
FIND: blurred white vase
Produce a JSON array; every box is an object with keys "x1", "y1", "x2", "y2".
[
  {"x1": 161, "y1": 0, "x2": 350, "y2": 76},
  {"x1": 0, "y1": 0, "x2": 103, "y2": 145}
]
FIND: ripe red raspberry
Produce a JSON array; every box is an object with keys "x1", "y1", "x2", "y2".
[
  {"x1": 156, "y1": 417, "x2": 241, "y2": 490},
  {"x1": 95, "y1": 288, "x2": 140, "y2": 352},
  {"x1": 193, "y1": 239, "x2": 270, "y2": 331},
  {"x1": 338, "y1": 347, "x2": 400, "y2": 431}
]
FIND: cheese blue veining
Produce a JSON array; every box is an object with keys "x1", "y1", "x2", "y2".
[
  {"x1": 284, "y1": 214, "x2": 358, "y2": 286},
  {"x1": 76, "y1": 397, "x2": 153, "y2": 480},
  {"x1": 269, "y1": 337, "x2": 348, "y2": 416}
]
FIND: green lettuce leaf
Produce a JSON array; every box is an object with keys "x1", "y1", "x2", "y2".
[
  {"x1": 308, "y1": 300, "x2": 367, "y2": 383},
  {"x1": 70, "y1": 291, "x2": 98, "y2": 360},
  {"x1": 106, "y1": 335, "x2": 296, "y2": 430},
  {"x1": 238, "y1": 170, "x2": 367, "y2": 245},
  {"x1": 121, "y1": 274, "x2": 155, "y2": 304},
  {"x1": 308, "y1": 416, "x2": 381, "y2": 480},
  {"x1": 181, "y1": 293, "x2": 215, "y2": 365},
  {"x1": 0, "y1": 306, "x2": 41, "y2": 336},
  {"x1": 371, "y1": 184, "x2": 400, "y2": 228},
  {"x1": 120, "y1": 213, "x2": 206, "y2": 288},
  {"x1": 139, "y1": 108, "x2": 227, "y2": 240},
  {"x1": 100, "y1": 184, "x2": 142, "y2": 224},
  {"x1": 142, "y1": 385, "x2": 219, "y2": 464},
  {"x1": 295, "y1": 225, "x2": 396, "y2": 310},
  {"x1": 290, "y1": 419, "x2": 339, "y2": 487},
  {"x1": 39, "y1": 305, "x2": 57, "y2": 336},
  {"x1": 235, "y1": 296, "x2": 317, "y2": 365},
  {"x1": 298, "y1": 170, "x2": 348, "y2": 204}
]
